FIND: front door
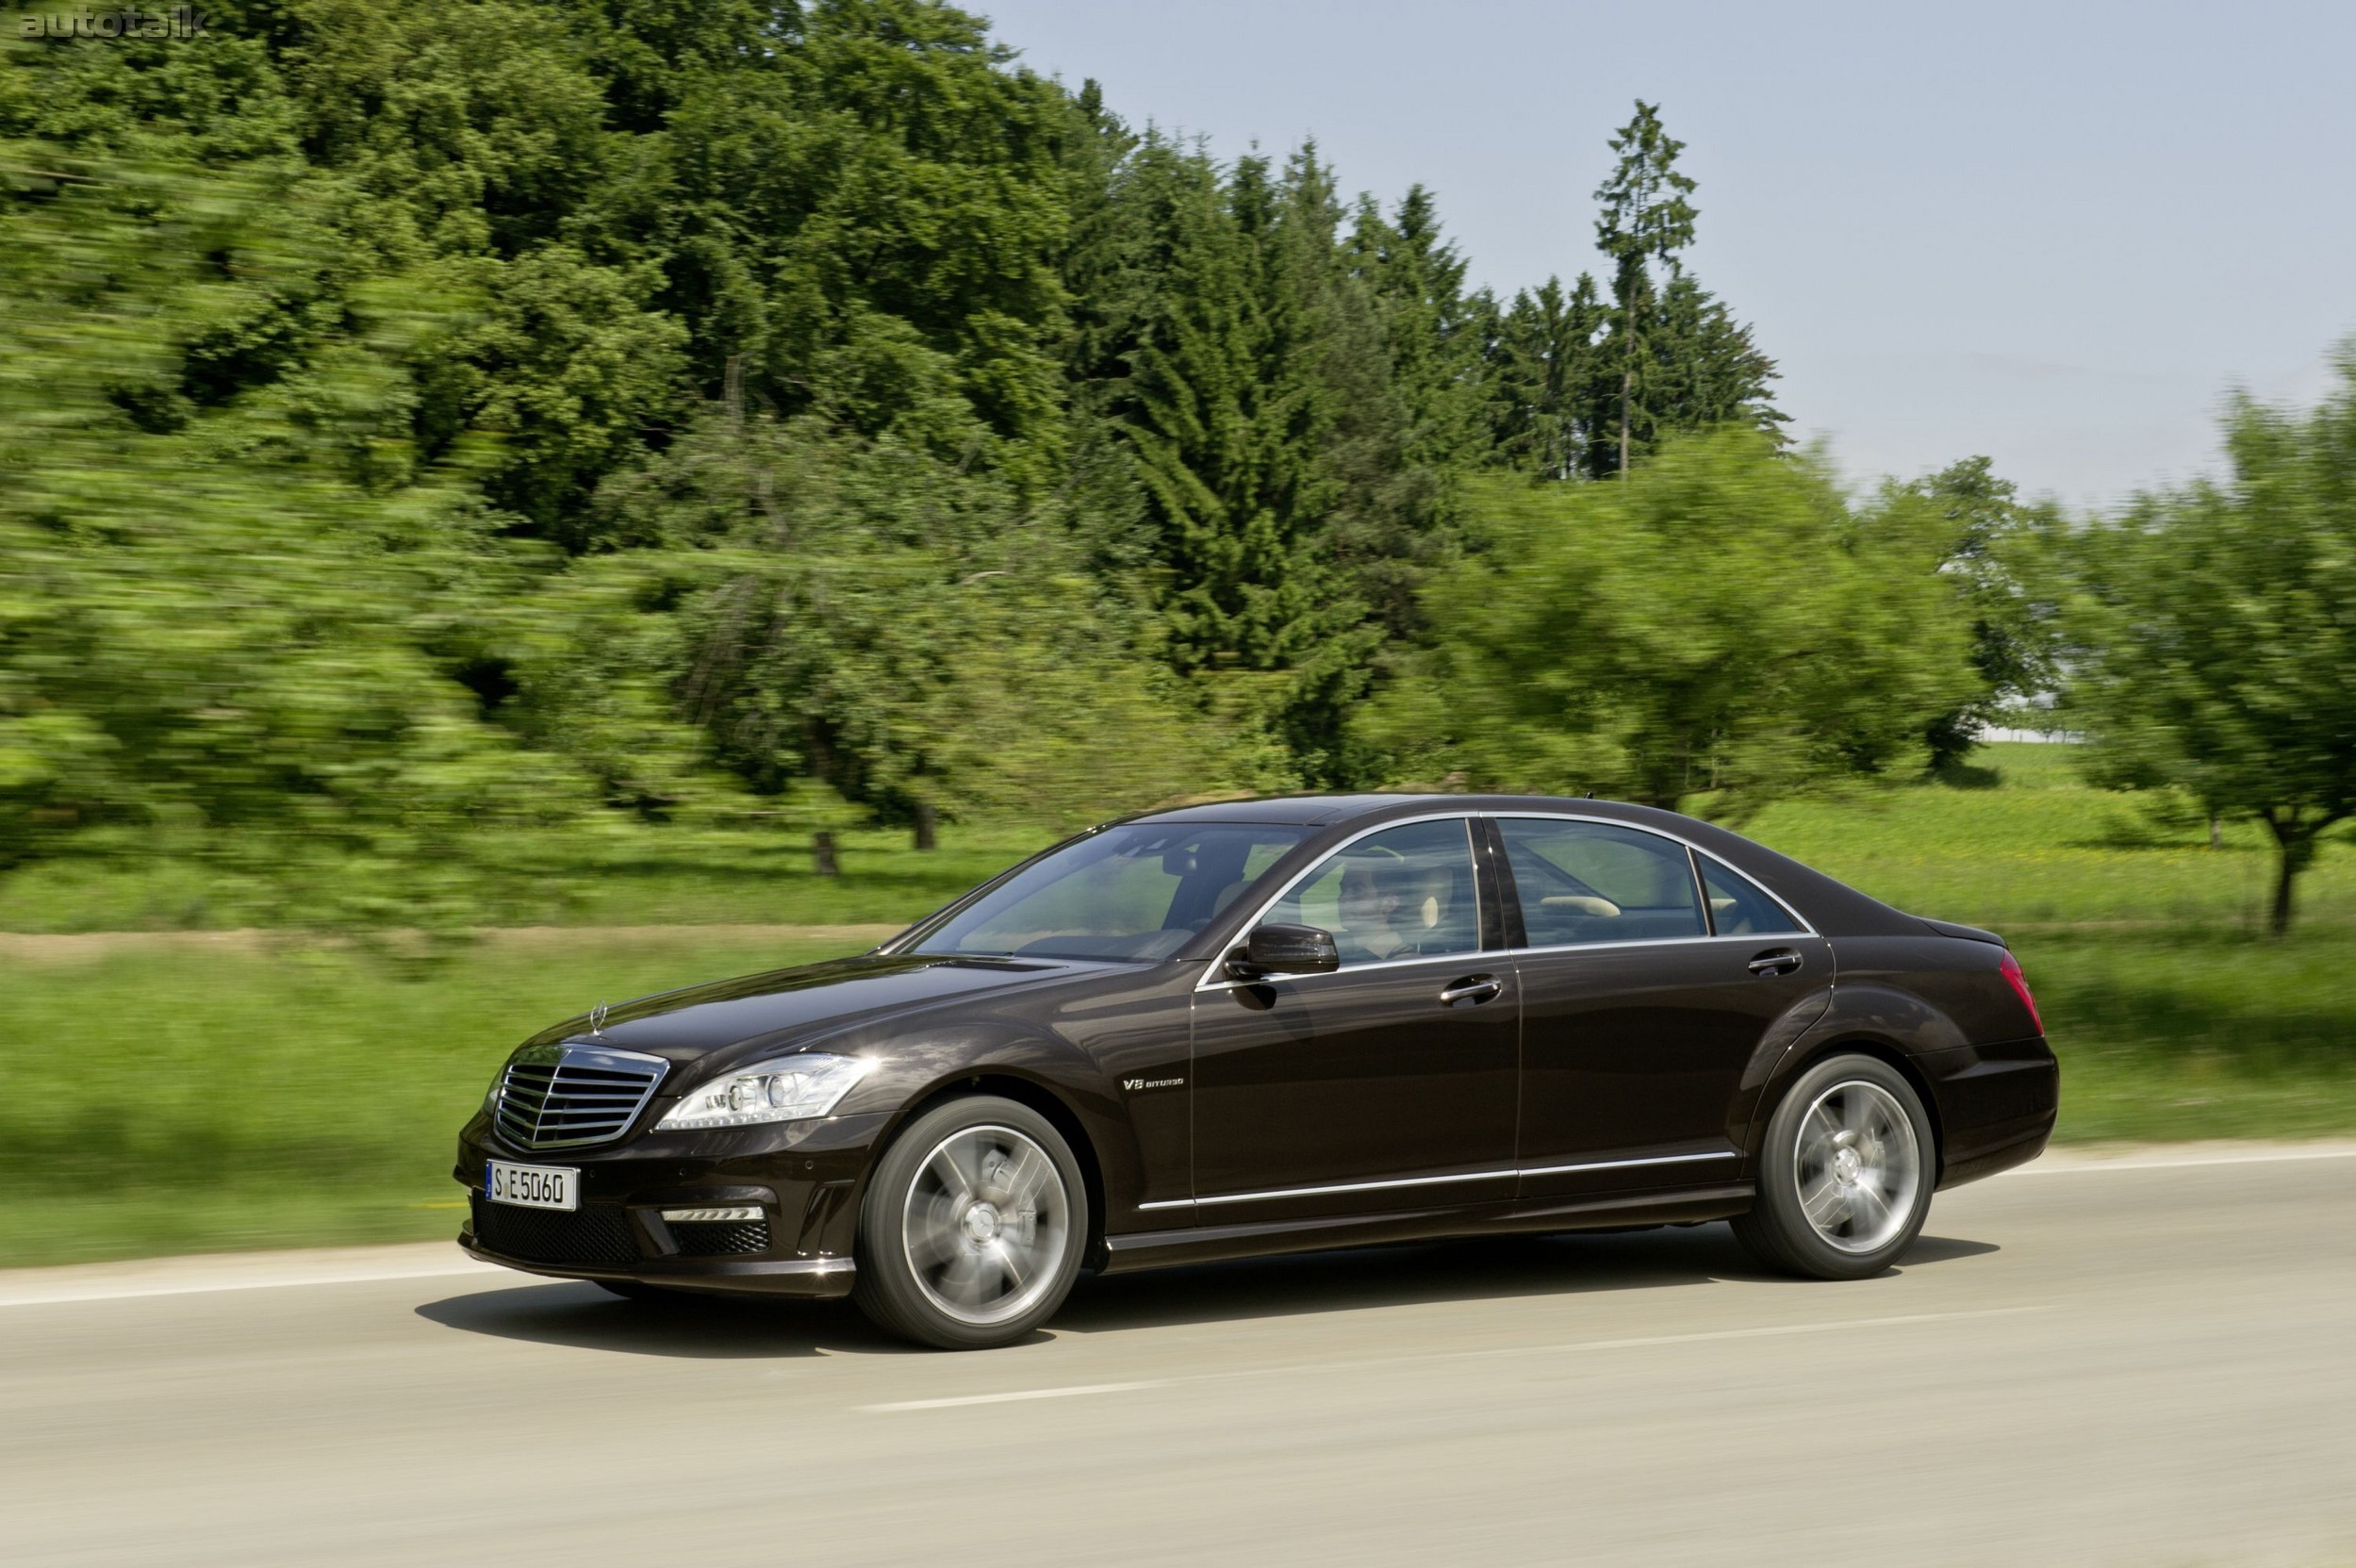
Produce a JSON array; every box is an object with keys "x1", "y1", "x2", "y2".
[
  {"x1": 1491, "y1": 816, "x2": 1834, "y2": 1201},
  {"x1": 1190, "y1": 817, "x2": 1520, "y2": 1221}
]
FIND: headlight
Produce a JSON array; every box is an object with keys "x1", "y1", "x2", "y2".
[{"x1": 655, "y1": 1053, "x2": 874, "y2": 1131}]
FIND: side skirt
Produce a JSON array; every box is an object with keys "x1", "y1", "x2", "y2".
[{"x1": 1096, "y1": 1182, "x2": 1754, "y2": 1275}]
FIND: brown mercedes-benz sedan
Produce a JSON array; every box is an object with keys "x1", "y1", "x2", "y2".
[{"x1": 456, "y1": 794, "x2": 2057, "y2": 1348}]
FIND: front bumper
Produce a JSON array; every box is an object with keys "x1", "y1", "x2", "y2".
[{"x1": 454, "y1": 1109, "x2": 890, "y2": 1298}]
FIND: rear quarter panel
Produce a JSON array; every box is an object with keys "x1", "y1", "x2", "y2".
[{"x1": 1756, "y1": 934, "x2": 2056, "y2": 1187}]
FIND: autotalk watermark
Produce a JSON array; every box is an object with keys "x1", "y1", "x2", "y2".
[{"x1": 16, "y1": 7, "x2": 207, "y2": 39}]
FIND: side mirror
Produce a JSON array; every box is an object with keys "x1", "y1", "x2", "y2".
[{"x1": 1227, "y1": 923, "x2": 1340, "y2": 981}]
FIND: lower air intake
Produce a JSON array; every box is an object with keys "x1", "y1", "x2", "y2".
[
  {"x1": 471, "y1": 1197, "x2": 641, "y2": 1267},
  {"x1": 670, "y1": 1220, "x2": 771, "y2": 1257}
]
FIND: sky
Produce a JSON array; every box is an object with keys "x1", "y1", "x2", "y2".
[{"x1": 977, "y1": 0, "x2": 2355, "y2": 510}]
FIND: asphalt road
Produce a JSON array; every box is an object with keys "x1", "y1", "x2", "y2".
[{"x1": 5, "y1": 1147, "x2": 2353, "y2": 1568}]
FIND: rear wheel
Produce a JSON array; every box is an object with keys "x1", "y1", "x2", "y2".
[
  {"x1": 1732, "y1": 1053, "x2": 1935, "y2": 1279},
  {"x1": 852, "y1": 1096, "x2": 1087, "y2": 1350}
]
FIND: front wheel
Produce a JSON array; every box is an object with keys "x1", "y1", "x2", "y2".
[
  {"x1": 853, "y1": 1096, "x2": 1088, "y2": 1349},
  {"x1": 1732, "y1": 1053, "x2": 1935, "y2": 1279}
]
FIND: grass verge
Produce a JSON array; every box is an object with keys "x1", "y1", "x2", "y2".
[
  {"x1": 0, "y1": 933, "x2": 857, "y2": 1268},
  {"x1": 2015, "y1": 927, "x2": 2356, "y2": 1141}
]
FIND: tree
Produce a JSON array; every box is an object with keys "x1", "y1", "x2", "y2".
[
  {"x1": 1359, "y1": 431, "x2": 1976, "y2": 810},
  {"x1": 1345, "y1": 184, "x2": 1485, "y2": 484},
  {"x1": 6, "y1": 3, "x2": 1844, "y2": 902},
  {"x1": 2057, "y1": 343, "x2": 2356, "y2": 933},
  {"x1": 1329, "y1": 184, "x2": 1483, "y2": 636},
  {"x1": 1481, "y1": 103, "x2": 1781, "y2": 481},
  {"x1": 1885, "y1": 458, "x2": 2061, "y2": 770},
  {"x1": 1486, "y1": 274, "x2": 1605, "y2": 480},
  {"x1": 1592, "y1": 101, "x2": 1697, "y2": 477},
  {"x1": 0, "y1": 138, "x2": 590, "y2": 925},
  {"x1": 1070, "y1": 136, "x2": 1397, "y2": 779},
  {"x1": 568, "y1": 406, "x2": 1243, "y2": 832},
  {"x1": 1648, "y1": 271, "x2": 1783, "y2": 447}
]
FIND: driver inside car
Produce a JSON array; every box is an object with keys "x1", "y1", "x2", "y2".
[{"x1": 1334, "y1": 856, "x2": 1456, "y2": 963}]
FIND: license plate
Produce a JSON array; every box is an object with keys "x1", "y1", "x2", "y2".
[{"x1": 484, "y1": 1160, "x2": 579, "y2": 1212}]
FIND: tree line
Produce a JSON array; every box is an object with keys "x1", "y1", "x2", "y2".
[{"x1": 2, "y1": 0, "x2": 2349, "y2": 930}]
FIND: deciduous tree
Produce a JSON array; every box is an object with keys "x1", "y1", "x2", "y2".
[
  {"x1": 1360, "y1": 432, "x2": 1976, "y2": 810},
  {"x1": 2058, "y1": 345, "x2": 2356, "y2": 933},
  {"x1": 1885, "y1": 458, "x2": 2062, "y2": 770}
]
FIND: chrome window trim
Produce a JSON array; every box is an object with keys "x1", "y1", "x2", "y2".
[
  {"x1": 1198, "y1": 809, "x2": 1816, "y2": 991},
  {"x1": 1506, "y1": 932, "x2": 1821, "y2": 961},
  {"x1": 1202, "y1": 945, "x2": 1511, "y2": 991},
  {"x1": 1138, "y1": 1149, "x2": 1738, "y2": 1212},
  {"x1": 1194, "y1": 810, "x2": 1488, "y2": 992},
  {"x1": 1688, "y1": 845, "x2": 1816, "y2": 941},
  {"x1": 1489, "y1": 813, "x2": 1821, "y2": 942}
]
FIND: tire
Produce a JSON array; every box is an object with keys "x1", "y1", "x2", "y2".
[
  {"x1": 593, "y1": 1280, "x2": 683, "y2": 1303},
  {"x1": 1731, "y1": 1053, "x2": 1936, "y2": 1280},
  {"x1": 852, "y1": 1095, "x2": 1089, "y2": 1350}
]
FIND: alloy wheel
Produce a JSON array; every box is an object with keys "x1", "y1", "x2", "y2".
[
  {"x1": 1791, "y1": 1080, "x2": 1923, "y2": 1254},
  {"x1": 900, "y1": 1124, "x2": 1073, "y2": 1328}
]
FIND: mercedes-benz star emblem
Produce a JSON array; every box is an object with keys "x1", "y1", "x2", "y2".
[{"x1": 589, "y1": 1000, "x2": 610, "y2": 1034}]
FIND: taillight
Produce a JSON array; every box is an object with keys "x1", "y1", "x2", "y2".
[{"x1": 1999, "y1": 949, "x2": 2044, "y2": 1034}]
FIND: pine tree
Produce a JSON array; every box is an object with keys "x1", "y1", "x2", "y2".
[
  {"x1": 1465, "y1": 101, "x2": 1782, "y2": 482},
  {"x1": 1326, "y1": 185, "x2": 1485, "y2": 635},
  {"x1": 1488, "y1": 274, "x2": 1606, "y2": 480},
  {"x1": 1078, "y1": 138, "x2": 1335, "y2": 677},
  {"x1": 1348, "y1": 185, "x2": 1483, "y2": 474},
  {"x1": 1652, "y1": 272, "x2": 1785, "y2": 442},
  {"x1": 1592, "y1": 101, "x2": 1699, "y2": 477}
]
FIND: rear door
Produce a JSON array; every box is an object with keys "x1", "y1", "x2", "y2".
[
  {"x1": 1189, "y1": 817, "x2": 1521, "y2": 1222},
  {"x1": 1491, "y1": 817, "x2": 1832, "y2": 1201}
]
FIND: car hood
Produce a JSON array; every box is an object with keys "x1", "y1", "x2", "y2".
[{"x1": 522, "y1": 951, "x2": 1130, "y2": 1065}]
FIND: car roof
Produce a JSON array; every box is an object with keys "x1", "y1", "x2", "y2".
[
  {"x1": 1126, "y1": 793, "x2": 1453, "y2": 826},
  {"x1": 1129, "y1": 791, "x2": 1652, "y2": 828}
]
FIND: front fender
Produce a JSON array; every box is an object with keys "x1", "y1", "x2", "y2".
[{"x1": 823, "y1": 1022, "x2": 1152, "y2": 1230}]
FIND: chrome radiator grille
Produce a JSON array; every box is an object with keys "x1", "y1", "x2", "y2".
[{"x1": 492, "y1": 1042, "x2": 667, "y2": 1150}]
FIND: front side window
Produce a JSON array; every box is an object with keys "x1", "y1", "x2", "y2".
[
  {"x1": 915, "y1": 823, "x2": 1307, "y2": 962},
  {"x1": 1498, "y1": 818, "x2": 1705, "y2": 947},
  {"x1": 1262, "y1": 818, "x2": 1481, "y2": 966},
  {"x1": 1698, "y1": 855, "x2": 1804, "y2": 935}
]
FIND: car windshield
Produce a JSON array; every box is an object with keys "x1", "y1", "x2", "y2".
[{"x1": 913, "y1": 823, "x2": 1309, "y2": 963}]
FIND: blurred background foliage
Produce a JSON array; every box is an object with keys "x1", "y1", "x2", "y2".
[
  {"x1": 2, "y1": 0, "x2": 2349, "y2": 932},
  {"x1": 1362, "y1": 434, "x2": 1976, "y2": 812},
  {"x1": 0, "y1": 0, "x2": 1886, "y2": 930},
  {"x1": 0, "y1": 0, "x2": 2347, "y2": 929}
]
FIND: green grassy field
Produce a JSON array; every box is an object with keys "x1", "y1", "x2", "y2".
[
  {"x1": 0, "y1": 933, "x2": 859, "y2": 1267},
  {"x1": 1745, "y1": 743, "x2": 2356, "y2": 929},
  {"x1": 0, "y1": 822, "x2": 1042, "y2": 934},
  {"x1": 3, "y1": 744, "x2": 2350, "y2": 1268}
]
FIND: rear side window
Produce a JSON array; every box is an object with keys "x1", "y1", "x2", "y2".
[
  {"x1": 1698, "y1": 855, "x2": 1804, "y2": 935},
  {"x1": 1497, "y1": 818, "x2": 1705, "y2": 947}
]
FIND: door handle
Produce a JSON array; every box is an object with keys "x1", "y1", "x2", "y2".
[
  {"x1": 1439, "y1": 974, "x2": 1504, "y2": 1006},
  {"x1": 1747, "y1": 949, "x2": 1803, "y2": 977}
]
